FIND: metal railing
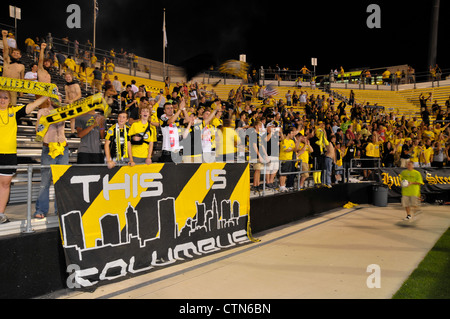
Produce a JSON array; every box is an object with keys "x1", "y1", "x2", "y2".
[
  {"x1": 2, "y1": 163, "x2": 118, "y2": 234},
  {"x1": 48, "y1": 36, "x2": 185, "y2": 81}
]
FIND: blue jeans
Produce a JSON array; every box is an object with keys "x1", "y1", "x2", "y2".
[
  {"x1": 35, "y1": 145, "x2": 69, "y2": 217},
  {"x1": 325, "y1": 156, "x2": 334, "y2": 186}
]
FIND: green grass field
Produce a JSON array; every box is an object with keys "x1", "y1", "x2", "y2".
[{"x1": 393, "y1": 227, "x2": 450, "y2": 299}]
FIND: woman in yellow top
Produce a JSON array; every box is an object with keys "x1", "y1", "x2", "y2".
[
  {"x1": 0, "y1": 90, "x2": 49, "y2": 224},
  {"x1": 215, "y1": 118, "x2": 240, "y2": 162}
]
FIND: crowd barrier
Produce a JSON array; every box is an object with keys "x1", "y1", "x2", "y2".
[{"x1": 0, "y1": 162, "x2": 374, "y2": 298}]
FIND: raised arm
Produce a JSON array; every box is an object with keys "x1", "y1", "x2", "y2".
[
  {"x1": 2, "y1": 30, "x2": 9, "y2": 62},
  {"x1": 38, "y1": 43, "x2": 47, "y2": 70},
  {"x1": 26, "y1": 96, "x2": 50, "y2": 114}
]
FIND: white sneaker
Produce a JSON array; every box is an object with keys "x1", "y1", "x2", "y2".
[
  {"x1": 0, "y1": 215, "x2": 10, "y2": 224},
  {"x1": 279, "y1": 186, "x2": 287, "y2": 192}
]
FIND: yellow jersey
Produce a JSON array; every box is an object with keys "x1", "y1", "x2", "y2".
[
  {"x1": 280, "y1": 139, "x2": 295, "y2": 161},
  {"x1": 297, "y1": 142, "x2": 310, "y2": 164},
  {"x1": 410, "y1": 146, "x2": 421, "y2": 163},
  {"x1": 422, "y1": 146, "x2": 433, "y2": 164},
  {"x1": 129, "y1": 121, "x2": 155, "y2": 159},
  {"x1": 366, "y1": 142, "x2": 381, "y2": 158},
  {"x1": 0, "y1": 106, "x2": 26, "y2": 154},
  {"x1": 216, "y1": 127, "x2": 239, "y2": 156}
]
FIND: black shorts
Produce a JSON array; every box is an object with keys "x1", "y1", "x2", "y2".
[
  {"x1": 280, "y1": 161, "x2": 293, "y2": 174},
  {"x1": 0, "y1": 154, "x2": 18, "y2": 176},
  {"x1": 77, "y1": 153, "x2": 105, "y2": 164}
]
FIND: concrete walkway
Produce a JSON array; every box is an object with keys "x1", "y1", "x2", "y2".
[{"x1": 39, "y1": 202, "x2": 450, "y2": 299}]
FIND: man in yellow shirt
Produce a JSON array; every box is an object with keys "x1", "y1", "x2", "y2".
[
  {"x1": 421, "y1": 138, "x2": 433, "y2": 167},
  {"x1": 410, "y1": 138, "x2": 422, "y2": 168},
  {"x1": 296, "y1": 134, "x2": 313, "y2": 189},
  {"x1": 382, "y1": 69, "x2": 391, "y2": 85},
  {"x1": 422, "y1": 125, "x2": 435, "y2": 140},
  {"x1": 279, "y1": 128, "x2": 300, "y2": 192},
  {"x1": 364, "y1": 132, "x2": 381, "y2": 180},
  {"x1": 216, "y1": 118, "x2": 239, "y2": 162},
  {"x1": 64, "y1": 56, "x2": 77, "y2": 74}
]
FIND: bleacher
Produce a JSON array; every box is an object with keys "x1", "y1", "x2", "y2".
[
  {"x1": 397, "y1": 85, "x2": 450, "y2": 111},
  {"x1": 330, "y1": 88, "x2": 419, "y2": 117}
]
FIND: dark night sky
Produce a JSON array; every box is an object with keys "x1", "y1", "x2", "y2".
[{"x1": 1, "y1": 0, "x2": 448, "y2": 75}]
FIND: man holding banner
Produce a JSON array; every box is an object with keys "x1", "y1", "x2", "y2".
[
  {"x1": 34, "y1": 99, "x2": 70, "y2": 219},
  {"x1": 0, "y1": 91, "x2": 50, "y2": 224}
]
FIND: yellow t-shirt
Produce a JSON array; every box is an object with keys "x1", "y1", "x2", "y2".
[
  {"x1": 216, "y1": 127, "x2": 239, "y2": 156},
  {"x1": 410, "y1": 146, "x2": 421, "y2": 163},
  {"x1": 106, "y1": 63, "x2": 115, "y2": 73},
  {"x1": 0, "y1": 106, "x2": 26, "y2": 154},
  {"x1": 422, "y1": 130, "x2": 435, "y2": 140},
  {"x1": 211, "y1": 117, "x2": 222, "y2": 128},
  {"x1": 129, "y1": 121, "x2": 155, "y2": 159},
  {"x1": 25, "y1": 38, "x2": 35, "y2": 47},
  {"x1": 65, "y1": 58, "x2": 76, "y2": 72},
  {"x1": 366, "y1": 142, "x2": 381, "y2": 158},
  {"x1": 280, "y1": 139, "x2": 295, "y2": 161},
  {"x1": 422, "y1": 146, "x2": 433, "y2": 164},
  {"x1": 297, "y1": 142, "x2": 310, "y2": 164},
  {"x1": 336, "y1": 149, "x2": 343, "y2": 167}
]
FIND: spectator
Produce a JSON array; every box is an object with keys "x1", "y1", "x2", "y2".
[
  {"x1": 382, "y1": 141, "x2": 395, "y2": 167},
  {"x1": 400, "y1": 138, "x2": 412, "y2": 168},
  {"x1": 2, "y1": 30, "x2": 25, "y2": 105},
  {"x1": 432, "y1": 141, "x2": 445, "y2": 168},
  {"x1": 216, "y1": 118, "x2": 240, "y2": 163},
  {"x1": 34, "y1": 99, "x2": 70, "y2": 219},
  {"x1": 264, "y1": 123, "x2": 280, "y2": 188},
  {"x1": 64, "y1": 71, "x2": 82, "y2": 137},
  {"x1": 24, "y1": 63, "x2": 38, "y2": 82},
  {"x1": 112, "y1": 75, "x2": 122, "y2": 94},
  {"x1": 75, "y1": 109, "x2": 106, "y2": 164},
  {"x1": 382, "y1": 69, "x2": 391, "y2": 85},
  {"x1": 129, "y1": 104, "x2": 156, "y2": 165},
  {"x1": 105, "y1": 111, "x2": 132, "y2": 169},
  {"x1": 0, "y1": 92, "x2": 49, "y2": 223},
  {"x1": 363, "y1": 132, "x2": 380, "y2": 180},
  {"x1": 285, "y1": 90, "x2": 292, "y2": 106},
  {"x1": 64, "y1": 55, "x2": 77, "y2": 74},
  {"x1": 324, "y1": 135, "x2": 336, "y2": 187},
  {"x1": 159, "y1": 98, "x2": 189, "y2": 163},
  {"x1": 420, "y1": 138, "x2": 433, "y2": 167},
  {"x1": 37, "y1": 43, "x2": 52, "y2": 85},
  {"x1": 121, "y1": 85, "x2": 136, "y2": 113},
  {"x1": 90, "y1": 67, "x2": 103, "y2": 94},
  {"x1": 279, "y1": 127, "x2": 300, "y2": 192},
  {"x1": 248, "y1": 119, "x2": 269, "y2": 191},
  {"x1": 296, "y1": 133, "x2": 313, "y2": 189},
  {"x1": 130, "y1": 80, "x2": 139, "y2": 94}
]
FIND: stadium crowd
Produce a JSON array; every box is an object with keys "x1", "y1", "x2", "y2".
[
  {"x1": 1, "y1": 30, "x2": 450, "y2": 224},
  {"x1": 98, "y1": 77, "x2": 450, "y2": 193}
]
